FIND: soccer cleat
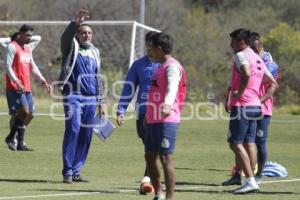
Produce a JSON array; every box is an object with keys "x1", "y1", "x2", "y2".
[
  {"x1": 222, "y1": 174, "x2": 242, "y2": 186},
  {"x1": 233, "y1": 181, "x2": 260, "y2": 194},
  {"x1": 5, "y1": 137, "x2": 17, "y2": 151},
  {"x1": 63, "y1": 175, "x2": 72, "y2": 184},
  {"x1": 72, "y1": 174, "x2": 89, "y2": 182},
  {"x1": 17, "y1": 145, "x2": 34, "y2": 151},
  {"x1": 255, "y1": 175, "x2": 262, "y2": 184},
  {"x1": 139, "y1": 182, "x2": 154, "y2": 195},
  {"x1": 153, "y1": 195, "x2": 166, "y2": 200}
]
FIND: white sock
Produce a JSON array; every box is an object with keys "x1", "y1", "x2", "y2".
[
  {"x1": 246, "y1": 177, "x2": 258, "y2": 187},
  {"x1": 141, "y1": 176, "x2": 150, "y2": 183}
]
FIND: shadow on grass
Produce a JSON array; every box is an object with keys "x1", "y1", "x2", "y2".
[
  {"x1": 38, "y1": 188, "x2": 136, "y2": 195},
  {"x1": 0, "y1": 178, "x2": 60, "y2": 184},
  {"x1": 176, "y1": 181, "x2": 220, "y2": 186},
  {"x1": 176, "y1": 167, "x2": 228, "y2": 172}
]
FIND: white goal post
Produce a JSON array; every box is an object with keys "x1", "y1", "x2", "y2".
[{"x1": 0, "y1": 20, "x2": 160, "y2": 69}]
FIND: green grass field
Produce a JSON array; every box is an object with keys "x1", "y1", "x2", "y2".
[{"x1": 0, "y1": 100, "x2": 300, "y2": 200}]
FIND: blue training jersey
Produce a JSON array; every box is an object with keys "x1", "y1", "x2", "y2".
[
  {"x1": 67, "y1": 46, "x2": 98, "y2": 95},
  {"x1": 261, "y1": 51, "x2": 279, "y2": 78},
  {"x1": 117, "y1": 55, "x2": 159, "y2": 116}
]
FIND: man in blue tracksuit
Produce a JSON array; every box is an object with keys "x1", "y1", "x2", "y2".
[
  {"x1": 58, "y1": 9, "x2": 105, "y2": 184},
  {"x1": 116, "y1": 31, "x2": 158, "y2": 195}
]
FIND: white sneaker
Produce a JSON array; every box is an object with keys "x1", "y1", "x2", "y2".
[{"x1": 233, "y1": 181, "x2": 259, "y2": 194}]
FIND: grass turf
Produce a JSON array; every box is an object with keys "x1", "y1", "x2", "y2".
[{"x1": 0, "y1": 105, "x2": 299, "y2": 200}]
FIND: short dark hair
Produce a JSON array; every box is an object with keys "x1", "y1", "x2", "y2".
[
  {"x1": 250, "y1": 32, "x2": 261, "y2": 41},
  {"x1": 145, "y1": 31, "x2": 157, "y2": 43},
  {"x1": 230, "y1": 28, "x2": 251, "y2": 45},
  {"x1": 10, "y1": 32, "x2": 19, "y2": 41},
  {"x1": 150, "y1": 32, "x2": 173, "y2": 54},
  {"x1": 77, "y1": 23, "x2": 92, "y2": 33},
  {"x1": 19, "y1": 24, "x2": 34, "y2": 33}
]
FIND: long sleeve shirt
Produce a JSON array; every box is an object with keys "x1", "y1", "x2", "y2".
[{"x1": 117, "y1": 55, "x2": 158, "y2": 116}]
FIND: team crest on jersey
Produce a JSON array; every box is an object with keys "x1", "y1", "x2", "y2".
[{"x1": 20, "y1": 53, "x2": 31, "y2": 64}]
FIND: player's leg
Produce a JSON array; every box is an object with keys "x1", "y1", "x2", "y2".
[
  {"x1": 15, "y1": 106, "x2": 31, "y2": 151},
  {"x1": 5, "y1": 91, "x2": 18, "y2": 150},
  {"x1": 16, "y1": 92, "x2": 35, "y2": 151},
  {"x1": 232, "y1": 106, "x2": 261, "y2": 194},
  {"x1": 10, "y1": 115, "x2": 15, "y2": 129},
  {"x1": 62, "y1": 95, "x2": 81, "y2": 183},
  {"x1": 145, "y1": 124, "x2": 164, "y2": 199},
  {"x1": 158, "y1": 122, "x2": 178, "y2": 200},
  {"x1": 222, "y1": 155, "x2": 242, "y2": 186},
  {"x1": 255, "y1": 115, "x2": 270, "y2": 183},
  {"x1": 72, "y1": 98, "x2": 96, "y2": 182},
  {"x1": 136, "y1": 114, "x2": 153, "y2": 194}
]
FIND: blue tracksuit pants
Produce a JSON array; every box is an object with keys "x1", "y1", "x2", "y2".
[{"x1": 62, "y1": 94, "x2": 97, "y2": 176}]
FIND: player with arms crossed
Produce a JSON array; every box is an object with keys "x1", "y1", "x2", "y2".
[{"x1": 225, "y1": 28, "x2": 277, "y2": 194}]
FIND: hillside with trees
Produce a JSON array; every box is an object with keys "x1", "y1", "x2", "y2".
[{"x1": 0, "y1": 0, "x2": 299, "y2": 107}]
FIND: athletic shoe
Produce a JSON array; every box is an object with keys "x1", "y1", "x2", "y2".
[
  {"x1": 222, "y1": 174, "x2": 242, "y2": 186},
  {"x1": 72, "y1": 175, "x2": 89, "y2": 182},
  {"x1": 17, "y1": 145, "x2": 34, "y2": 151},
  {"x1": 5, "y1": 137, "x2": 17, "y2": 151},
  {"x1": 63, "y1": 175, "x2": 72, "y2": 184},
  {"x1": 255, "y1": 175, "x2": 262, "y2": 184},
  {"x1": 233, "y1": 181, "x2": 259, "y2": 194},
  {"x1": 139, "y1": 182, "x2": 154, "y2": 195},
  {"x1": 153, "y1": 195, "x2": 166, "y2": 200}
]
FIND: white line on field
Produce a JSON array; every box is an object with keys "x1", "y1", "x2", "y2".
[
  {"x1": 261, "y1": 178, "x2": 300, "y2": 184},
  {"x1": 0, "y1": 178, "x2": 299, "y2": 199}
]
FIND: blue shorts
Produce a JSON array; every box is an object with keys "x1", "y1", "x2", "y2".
[
  {"x1": 256, "y1": 115, "x2": 271, "y2": 144},
  {"x1": 228, "y1": 106, "x2": 262, "y2": 144},
  {"x1": 136, "y1": 114, "x2": 146, "y2": 144},
  {"x1": 6, "y1": 90, "x2": 35, "y2": 115},
  {"x1": 145, "y1": 122, "x2": 178, "y2": 154}
]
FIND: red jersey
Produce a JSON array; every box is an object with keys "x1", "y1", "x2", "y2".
[{"x1": 6, "y1": 41, "x2": 32, "y2": 92}]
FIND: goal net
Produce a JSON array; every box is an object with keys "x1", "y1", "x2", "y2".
[
  {"x1": 0, "y1": 20, "x2": 160, "y2": 117},
  {"x1": 0, "y1": 20, "x2": 160, "y2": 80}
]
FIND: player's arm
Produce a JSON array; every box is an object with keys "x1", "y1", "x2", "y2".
[
  {"x1": 162, "y1": 64, "x2": 181, "y2": 117},
  {"x1": 263, "y1": 67, "x2": 278, "y2": 88},
  {"x1": 0, "y1": 37, "x2": 11, "y2": 48},
  {"x1": 260, "y1": 83, "x2": 277, "y2": 103},
  {"x1": 232, "y1": 52, "x2": 250, "y2": 99},
  {"x1": 61, "y1": 9, "x2": 88, "y2": 55},
  {"x1": 116, "y1": 64, "x2": 138, "y2": 126},
  {"x1": 30, "y1": 54, "x2": 51, "y2": 93},
  {"x1": 28, "y1": 35, "x2": 42, "y2": 51},
  {"x1": 4, "y1": 43, "x2": 24, "y2": 91},
  {"x1": 95, "y1": 48, "x2": 107, "y2": 118},
  {"x1": 225, "y1": 86, "x2": 231, "y2": 113}
]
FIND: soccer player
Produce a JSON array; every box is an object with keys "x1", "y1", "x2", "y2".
[
  {"x1": 1, "y1": 31, "x2": 43, "y2": 150},
  {"x1": 4, "y1": 24, "x2": 51, "y2": 151},
  {"x1": 116, "y1": 31, "x2": 159, "y2": 194},
  {"x1": 250, "y1": 32, "x2": 278, "y2": 183},
  {"x1": 222, "y1": 32, "x2": 279, "y2": 187},
  {"x1": 225, "y1": 28, "x2": 277, "y2": 194},
  {"x1": 58, "y1": 9, "x2": 106, "y2": 184},
  {"x1": 145, "y1": 32, "x2": 186, "y2": 200}
]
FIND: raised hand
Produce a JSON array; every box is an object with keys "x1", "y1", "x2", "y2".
[{"x1": 74, "y1": 9, "x2": 89, "y2": 25}]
